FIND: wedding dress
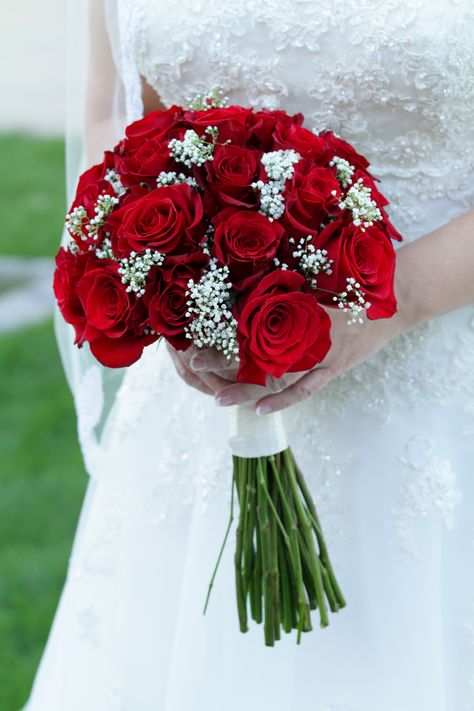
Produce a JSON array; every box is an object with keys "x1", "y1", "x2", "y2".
[{"x1": 24, "y1": 1, "x2": 474, "y2": 709}]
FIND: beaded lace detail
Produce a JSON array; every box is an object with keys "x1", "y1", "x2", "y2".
[{"x1": 122, "y1": 0, "x2": 474, "y2": 239}]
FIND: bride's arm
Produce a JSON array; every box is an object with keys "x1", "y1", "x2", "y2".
[
  {"x1": 177, "y1": 207, "x2": 474, "y2": 411},
  {"x1": 85, "y1": 0, "x2": 120, "y2": 164},
  {"x1": 86, "y1": 2, "x2": 167, "y2": 164},
  {"x1": 396, "y1": 207, "x2": 474, "y2": 326}
]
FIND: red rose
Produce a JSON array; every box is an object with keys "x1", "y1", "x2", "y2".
[
  {"x1": 75, "y1": 151, "x2": 115, "y2": 193},
  {"x1": 237, "y1": 270, "x2": 331, "y2": 385},
  {"x1": 76, "y1": 261, "x2": 154, "y2": 367},
  {"x1": 115, "y1": 137, "x2": 173, "y2": 187},
  {"x1": 321, "y1": 131, "x2": 370, "y2": 173},
  {"x1": 182, "y1": 106, "x2": 253, "y2": 143},
  {"x1": 201, "y1": 144, "x2": 262, "y2": 211},
  {"x1": 124, "y1": 106, "x2": 184, "y2": 150},
  {"x1": 148, "y1": 280, "x2": 192, "y2": 350},
  {"x1": 272, "y1": 122, "x2": 333, "y2": 161},
  {"x1": 53, "y1": 248, "x2": 95, "y2": 344},
  {"x1": 77, "y1": 261, "x2": 132, "y2": 336},
  {"x1": 109, "y1": 184, "x2": 204, "y2": 257},
  {"x1": 282, "y1": 165, "x2": 341, "y2": 238},
  {"x1": 316, "y1": 219, "x2": 397, "y2": 319},
  {"x1": 248, "y1": 109, "x2": 304, "y2": 150},
  {"x1": 161, "y1": 251, "x2": 209, "y2": 284},
  {"x1": 212, "y1": 208, "x2": 285, "y2": 285},
  {"x1": 88, "y1": 329, "x2": 154, "y2": 368}
]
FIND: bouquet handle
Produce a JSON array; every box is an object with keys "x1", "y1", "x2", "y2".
[
  {"x1": 229, "y1": 403, "x2": 289, "y2": 459},
  {"x1": 205, "y1": 403, "x2": 347, "y2": 646}
]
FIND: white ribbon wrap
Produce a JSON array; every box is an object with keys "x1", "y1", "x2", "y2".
[{"x1": 229, "y1": 403, "x2": 289, "y2": 458}]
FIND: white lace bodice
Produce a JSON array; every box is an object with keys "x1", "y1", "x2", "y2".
[{"x1": 118, "y1": 0, "x2": 474, "y2": 241}]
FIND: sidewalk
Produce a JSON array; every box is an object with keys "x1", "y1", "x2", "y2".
[{"x1": 0, "y1": 257, "x2": 55, "y2": 333}]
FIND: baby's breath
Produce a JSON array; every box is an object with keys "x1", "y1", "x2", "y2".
[
  {"x1": 169, "y1": 127, "x2": 223, "y2": 168},
  {"x1": 87, "y1": 194, "x2": 119, "y2": 239},
  {"x1": 105, "y1": 169, "x2": 127, "y2": 197},
  {"x1": 118, "y1": 250, "x2": 165, "y2": 296},
  {"x1": 185, "y1": 259, "x2": 239, "y2": 360},
  {"x1": 261, "y1": 149, "x2": 301, "y2": 181},
  {"x1": 252, "y1": 149, "x2": 301, "y2": 221},
  {"x1": 95, "y1": 238, "x2": 164, "y2": 296},
  {"x1": 329, "y1": 156, "x2": 354, "y2": 188},
  {"x1": 251, "y1": 179, "x2": 286, "y2": 220},
  {"x1": 95, "y1": 237, "x2": 115, "y2": 260},
  {"x1": 66, "y1": 193, "x2": 119, "y2": 242},
  {"x1": 156, "y1": 171, "x2": 197, "y2": 188},
  {"x1": 333, "y1": 277, "x2": 371, "y2": 325},
  {"x1": 65, "y1": 206, "x2": 88, "y2": 241},
  {"x1": 289, "y1": 236, "x2": 333, "y2": 288},
  {"x1": 339, "y1": 178, "x2": 382, "y2": 229},
  {"x1": 187, "y1": 87, "x2": 229, "y2": 111}
]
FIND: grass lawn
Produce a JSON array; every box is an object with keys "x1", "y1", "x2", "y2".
[
  {"x1": 0, "y1": 320, "x2": 86, "y2": 711},
  {"x1": 0, "y1": 135, "x2": 86, "y2": 710},
  {"x1": 0, "y1": 134, "x2": 65, "y2": 257}
]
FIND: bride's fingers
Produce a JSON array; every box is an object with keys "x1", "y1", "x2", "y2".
[
  {"x1": 167, "y1": 344, "x2": 234, "y2": 394},
  {"x1": 254, "y1": 367, "x2": 333, "y2": 413},
  {"x1": 214, "y1": 374, "x2": 288, "y2": 406},
  {"x1": 189, "y1": 348, "x2": 236, "y2": 374},
  {"x1": 167, "y1": 344, "x2": 214, "y2": 395},
  {"x1": 199, "y1": 370, "x2": 235, "y2": 393}
]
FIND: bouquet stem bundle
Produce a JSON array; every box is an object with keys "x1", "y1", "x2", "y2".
[
  {"x1": 205, "y1": 444, "x2": 346, "y2": 646},
  {"x1": 233, "y1": 449, "x2": 346, "y2": 645}
]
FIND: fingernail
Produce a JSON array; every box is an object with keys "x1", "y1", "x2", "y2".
[
  {"x1": 190, "y1": 356, "x2": 205, "y2": 371},
  {"x1": 216, "y1": 394, "x2": 234, "y2": 407},
  {"x1": 256, "y1": 405, "x2": 272, "y2": 415}
]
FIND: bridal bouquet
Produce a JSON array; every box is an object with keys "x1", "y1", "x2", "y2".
[{"x1": 54, "y1": 88, "x2": 401, "y2": 645}]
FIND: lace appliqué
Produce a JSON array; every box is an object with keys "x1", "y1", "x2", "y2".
[
  {"x1": 76, "y1": 606, "x2": 101, "y2": 647},
  {"x1": 392, "y1": 435, "x2": 462, "y2": 556}
]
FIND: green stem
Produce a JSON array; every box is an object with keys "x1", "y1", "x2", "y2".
[
  {"x1": 321, "y1": 564, "x2": 339, "y2": 612},
  {"x1": 203, "y1": 465, "x2": 235, "y2": 615},
  {"x1": 269, "y1": 454, "x2": 310, "y2": 643},
  {"x1": 252, "y1": 516, "x2": 263, "y2": 624},
  {"x1": 269, "y1": 463, "x2": 281, "y2": 641},
  {"x1": 234, "y1": 457, "x2": 249, "y2": 632},
  {"x1": 242, "y1": 464, "x2": 257, "y2": 596},
  {"x1": 297, "y1": 530, "x2": 318, "y2": 611},
  {"x1": 283, "y1": 450, "x2": 329, "y2": 629},
  {"x1": 278, "y1": 533, "x2": 293, "y2": 633},
  {"x1": 257, "y1": 456, "x2": 275, "y2": 646},
  {"x1": 294, "y1": 461, "x2": 346, "y2": 609},
  {"x1": 261, "y1": 465, "x2": 290, "y2": 548}
]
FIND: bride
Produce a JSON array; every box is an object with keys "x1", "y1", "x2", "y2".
[{"x1": 25, "y1": 1, "x2": 474, "y2": 709}]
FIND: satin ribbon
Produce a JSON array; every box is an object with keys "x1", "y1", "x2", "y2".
[{"x1": 229, "y1": 402, "x2": 289, "y2": 458}]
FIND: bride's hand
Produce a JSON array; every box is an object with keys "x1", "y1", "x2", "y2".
[
  {"x1": 166, "y1": 342, "x2": 236, "y2": 396},
  {"x1": 169, "y1": 208, "x2": 474, "y2": 410},
  {"x1": 170, "y1": 301, "x2": 410, "y2": 412},
  {"x1": 214, "y1": 306, "x2": 408, "y2": 413}
]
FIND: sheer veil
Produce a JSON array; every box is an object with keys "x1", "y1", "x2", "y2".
[{"x1": 57, "y1": 0, "x2": 145, "y2": 472}]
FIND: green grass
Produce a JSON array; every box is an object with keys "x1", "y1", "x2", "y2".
[
  {"x1": 0, "y1": 320, "x2": 86, "y2": 711},
  {"x1": 0, "y1": 134, "x2": 65, "y2": 256},
  {"x1": 0, "y1": 134, "x2": 86, "y2": 711}
]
